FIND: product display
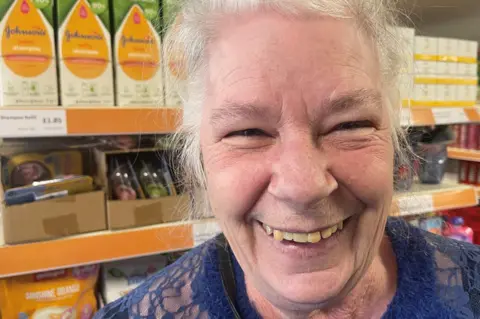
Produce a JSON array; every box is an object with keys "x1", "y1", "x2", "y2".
[
  {"x1": 443, "y1": 216, "x2": 474, "y2": 243},
  {"x1": 57, "y1": 0, "x2": 115, "y2": 106},
  {"x1": 0, "y1": 265, "x2": 99, "y2": 319},
  {"x1": 111, "y1": 0, "x2": 164, "y2": 106},
  {"x1": 101, "y1": 254, "x2": 168, "y2": 303},
  {"x1": 0, "y1": 0, "x2": 58, "y2": 106}
]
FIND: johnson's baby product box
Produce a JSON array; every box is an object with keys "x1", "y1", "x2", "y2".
[
  {"x1": 56, "y1": 0, "x2": 114, "y2": 106},
  {"x1": 0, "y1": 0, "x2": 58, "y2": 106},
  {"x1": 163, "y1": 0, "x2": 185, "y2": 106},
  {"x1": 111, "y1": 0, "x2": 164, "y2": 106}
]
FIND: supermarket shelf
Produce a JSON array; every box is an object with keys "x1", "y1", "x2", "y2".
[
  {"x1": 448, "y1": 147, "x2": 480, "y2": 162},
  {"x1": 0, "y1": 107, "x2": 182, "y2": 137},
  {"x1": 0, "y1": 181, "x2": 477, "y2": 278},
  {"x1": 394, "y1": 181, "x2": 478, "y2": 217},
  {"x1": 0, "y1": 219, "x2": 220, "y2": 279},
  {"x1": 402, "y1": 106, "x2": 480, "y2": 126}
]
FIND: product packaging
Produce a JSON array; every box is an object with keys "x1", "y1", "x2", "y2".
[
  {"x1": 0, "y1": 150, "x2": 107, "y2": 244},
  {"x1": 414, "y1": 36, "x2": 438, "y2": 75},
  {"x1": 0, "y1": 0, "x2": 58, "y2": 106},
  {"x1": 56, "y1": 0, "x2": 114, "y2": 106},
  {"x1": 94, "y1": 147, "x2": 188, "y2": 230},
  {"x1": 443, "y1": 216, "x2": 474, "y2": 243},
  {"x1": 110, "y1": 0, "x2": 165, "y2": 106},
  {"x1": 163, "y1": 0, "x2": 185, "y2": 106},
  {"x1": 0, "y1": 265, "x2": 99, "y2": 318},
  {"x1": 102, "y1": 255, "x2": 167, "y2": 303},
  {"x1": 419, "y1": 215, "x2": 443, "y2": 235}
]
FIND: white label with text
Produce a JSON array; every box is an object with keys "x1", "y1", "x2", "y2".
[
  {"x1": 0, "y1": 110, "x2": 67, "y2": 137},
  {"x1": 398, "y1": 195, "x2": 434, "y2": 216},
  {"x1": 432, "y1": 108, "x2": 468, "y2": 125},
  {"x1": 193, "y1": 221, "x2": 221, "y2": 247}
]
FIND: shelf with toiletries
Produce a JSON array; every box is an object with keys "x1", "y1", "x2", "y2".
[
  {"x1": 0, "y1": 107, "x2": 182, "y2": 137},
  {"x1": 448, "y1": 147, "x2": 480, "y2": 162},
  {"x1": 0, "y1": 218, "x2": 220, "y2": 279},
  {"x1": 402, "y1": 105, "x2": 480, "y2": 126}
]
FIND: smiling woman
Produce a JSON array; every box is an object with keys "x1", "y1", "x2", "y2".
[{"x1": 95, "y1": 1, "x2": 480, "y2": 319}]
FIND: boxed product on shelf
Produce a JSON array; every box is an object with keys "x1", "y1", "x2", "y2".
[
  {"x1": 0, "y1": 265, "x2": 99, "y2": 319},
  {"x1": 0, "y1": 0, "x2": 58, "y2": 106},
  {"x1": 56, "y1": 0, "x2": 115, "y2": 106},
  {"x1": 162, "y1": 0, "x2": 185, "y2": 107},
  {"x1": 94, "y1": 147, "x2": 189, "y2": 230},
  {"x1": 0, "y1": 149, "x2": 107, "y2": 244},
  {"x1": 110, "y1": 0, "x2": 165, "y2": 106},
  {"x1": 101, "y1": 254, "x2": 168, "y2": 303}
]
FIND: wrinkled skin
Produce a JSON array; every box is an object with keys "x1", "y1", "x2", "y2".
[{"x1": 200, "y1": 11, "x2": 397, "y2": 318}]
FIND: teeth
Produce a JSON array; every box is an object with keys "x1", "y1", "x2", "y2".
[
  {"x1": 263, "y1": 220, "x2": 346, "y2": 243},
  {"x1": 273, "y1": 230, "x2": 283, "y2": 241},
  {"x1": 321, "y1": 228, "x2": 332, "y2": 239},
  {"x1": 293, "y1": 233, "x2": 308, "y2": 243},
  {"x1": 265, "y1": 225, "x2": 273, "y2": 235},
  {"x1": 283, "y1": 232, "x2": 293, "y2": 241},
  {"x1": 307, "y1": 232, "x2": 321, "y2": 243}
]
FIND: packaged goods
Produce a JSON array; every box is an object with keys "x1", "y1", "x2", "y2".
[
  {"x1": 0, "y1": 265, "x2": 99, "y2": 318},
  {"x1": 1, "y1": 150, "x2": 83, "y2": 189},
  {"x1": 443, "y1": 216, "x2": 474, "y2": 243},
  {"x1": 102, "y1": 255, "x2": 167, "y2": 303},
  {"x1": 111, "y1": 0, "x2": 164, "y2": 106},
  {"x1": 0, "y1": 0, "x2": 58, "y2": 106},
  {"x1": 56, "y1": 0, "x2": 114, "y2": 106}
]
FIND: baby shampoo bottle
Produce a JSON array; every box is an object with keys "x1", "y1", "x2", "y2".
[
  {"x1": 0, "y1": 0, "x2": 58, "y2": 106},
  {"x1": 56, "y1": 0, "x2": 114, "y2": 106}
]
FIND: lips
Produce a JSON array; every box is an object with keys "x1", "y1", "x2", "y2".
[{"x1": 261, "y1": 220, "x2": 345, "y2": 244}]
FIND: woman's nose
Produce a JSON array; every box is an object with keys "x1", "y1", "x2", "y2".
[{"x1": 268, "y1": 139, "x2": 338, "y2": 211}]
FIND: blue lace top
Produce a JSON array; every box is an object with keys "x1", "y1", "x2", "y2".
[{"x1": 95, "y1": 218, "x2": 480, "y2": 319}]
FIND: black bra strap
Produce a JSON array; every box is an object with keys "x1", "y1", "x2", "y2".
[{"x1": 216, "y1": 234, "x2": 242, "y2": 319}]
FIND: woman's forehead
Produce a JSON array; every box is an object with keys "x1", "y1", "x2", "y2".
[{"x1": 205, "y1": 11, "x2": 381, "y2": 117}]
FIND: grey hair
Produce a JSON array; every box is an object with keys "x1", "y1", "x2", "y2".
[{"x1": 166, "y1": 0, "x2": 410, "y2": 219}]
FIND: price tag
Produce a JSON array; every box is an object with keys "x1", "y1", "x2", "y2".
[
  {"x1": 193, "y1": 220, "x2": 221, "y2": 246},
  {"x1": 0, "y1": 109, "x2": 67, "y2": 137},
  {"x1": 400, "y1": 108, "x2": 412, "y2": 126},
  {"x1": 432, "y1": 108, "x2": 468, "y2": 125},
  {"x1": 397, "y1": 194, "x2": 434, "y2": 216}
]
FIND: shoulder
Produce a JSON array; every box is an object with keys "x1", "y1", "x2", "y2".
[{"x1": 94, "y1": 239, "x2": 221, "y2": 319}]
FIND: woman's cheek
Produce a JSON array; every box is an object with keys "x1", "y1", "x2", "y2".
[{"x1": 204, "y1": 147, "x2": 273, "y2": 219}]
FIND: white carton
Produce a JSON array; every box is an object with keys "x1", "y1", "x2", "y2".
[
  {"x1": 111, "y1": 1, "x2": 165, "y2": 106},
  {"x1": 57, "y1": 0, "x2": 114, "y2": 106},
  {"x1": 414, "y1": 75, "x2": 436, "y2": 104},
  {"x1": 0, "y1": 0, "x2": 58, "y2": 106},
  {"x1": 414, "y1": 36, "x2": 438, "y2": 75},
  {"x1": 102, "y1": 255, "x2": 168, "y2": 303},
  {"x1": 437, "y1": 38, "x2": 458, "y2": 75}
]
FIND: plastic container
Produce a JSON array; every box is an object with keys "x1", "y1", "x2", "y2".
[{"x1": 442, "y1": 216, "x2": 474, "y2": 243}]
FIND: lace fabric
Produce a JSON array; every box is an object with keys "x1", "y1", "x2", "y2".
[{"x1": 95, "y1": 218, "x2": 480, "y2": 319}]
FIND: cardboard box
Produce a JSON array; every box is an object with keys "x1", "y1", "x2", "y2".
[
  {"x1": 56, "y1": 0, "x2": 114, "y2": 106},
  {"x1": 0, "y1": 0, "x2": 58, "y2": 106},
  {"x1": 414, "y1": 36, "x2": 438, "y2": 75},
  {"x1": 110, "y1": 0, "x2": 165, "y2": 106},
  {"x1": 2, "y1": 190, "x2": 106, "y2": 244},
  {"x1": 94, "y1": 148, "x2": 189, "y2": 230}
]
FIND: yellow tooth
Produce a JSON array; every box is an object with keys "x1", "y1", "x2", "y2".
[
  {"x1": 293, "y1": 233, "x2": 308, "y2": 243},
  {"x1": 307, "y1": 232, "x2": 321, "y2": 243},
  {"x1": 338, "y1": 221, "x2": 344, "y2": 230},
  {"x1": 265, "y1": 225, "x2": 273, "y2": 235},
  {"x1": 331, "y1": 224, "x2": 338, "y2": 234},
  {"x1": 283, "y1": 232, "x2": 293, "y2": 241},
  {"x1": 273, "y1": 230, "x2": 284, "y2": 241},
  {"x1": 321, "y1": 228, "x2": 333, "y2": 239}
]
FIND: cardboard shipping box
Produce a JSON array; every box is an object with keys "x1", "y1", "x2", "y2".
[
  {"x1": 94, "y1": 148, "x2": 189, "y2": 230},
  {"x1": 2, "y1": 190, "x2": 107, "y2": 244}
]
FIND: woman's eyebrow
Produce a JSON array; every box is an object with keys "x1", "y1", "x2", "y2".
[
  {"x1": 209, "y1": 101, "x2": 274, "y2": 126},
  {"x1": 322, "y1": 89, "x2": 383, "y2": 115}
]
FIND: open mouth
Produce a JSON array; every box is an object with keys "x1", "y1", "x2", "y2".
[{"x1": 261, "y1": 218, "x2": 349, "y2": 244}]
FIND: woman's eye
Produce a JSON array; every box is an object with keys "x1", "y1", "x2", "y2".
[
  {"x1": 225, "y1": 129, "x2": 267, "y2": 138},
  {"x1": 332, "y1": 121, "x2": 373, "y2": 131}
]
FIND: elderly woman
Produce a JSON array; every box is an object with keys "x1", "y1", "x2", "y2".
[{"x1": 96, "y1": 0, "x2": 480, "y2": 318}]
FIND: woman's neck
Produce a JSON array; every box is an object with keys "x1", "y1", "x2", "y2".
[{"x1": 246, "y1": 236, "x2": 397, "y2": 319}]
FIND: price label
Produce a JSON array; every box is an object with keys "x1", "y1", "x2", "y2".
[
  {"x1": 0, "y1": 110, "x2": 67, "y2": 137},
  {"x1": 400, "y1": 108, "x2": 412, "y2": 126},
  {"x1": 193, "y1": 220, "x2": 221, "y2": 247},
  {"x1": 397, "y1": 194, "x2": 434, "y2": 216},
  {"x1": 432, "y1": 108, "x2": 468, "y2": 125}
]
